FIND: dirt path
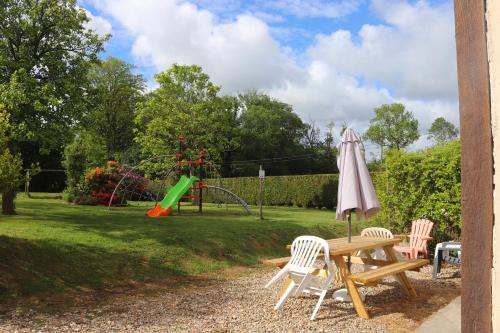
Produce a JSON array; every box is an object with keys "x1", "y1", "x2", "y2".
[{"x1": 0, "y1": 265, "x2": 460, "y2": 332}]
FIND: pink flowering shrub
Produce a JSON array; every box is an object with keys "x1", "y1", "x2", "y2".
[{"x1": 80, "y1": 161, "x2": 149, "y2": 205}]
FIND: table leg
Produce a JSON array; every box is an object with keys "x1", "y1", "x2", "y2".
[
  {"x1": 383, "y1": 246, "x2": 417, "y2": 297},
  {"x1": 332, "y1": 256, "x2": 370, "y2": 319}
]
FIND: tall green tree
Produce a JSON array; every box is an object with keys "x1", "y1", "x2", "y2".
[
  {"x1": 217, "y1": 95, "x2": 241, "y2": 176},
  {"x1": 0, "y1": 106, "x2": 23, "y2": 214},
  {"x1": 364, "y1": 103, "x2": 420, "y2": 156},
  {"x1": 234, "y1": 92, "x2": 308, "y2": 176},
  {"x1": 85, "y1": 57, "x2": 145, "y2": 161},
  {"x1": 134, "y1": 64, "x2": 239, "y2": 173},
  {"x1": 0, "y1": 0, "x2": 106, "y2": 213},
  {"x1": 428, "y1": 117, "x2": 459, "y2": 144}
]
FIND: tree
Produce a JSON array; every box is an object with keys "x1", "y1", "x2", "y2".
[
  {"x1": 364, "y1": 103, "x2": 420, "y2": 155},
  {"x1": 134, "y1": 64, "x2": 239, "y2": 172},
  {"x1": 217, "y1": 95, "x2": 241, "y2": 177},
  {"x1": 303, "y1": 121, "x2": 321, "y2": 149},
  {"x1": 324, "y1": 121, "x2": 335, "y2": 153},
  {"x1": 0, "y1": 0, "x2": 106, "y2": 213},
  {"x1": 234, "y1": 92, "x2": 308, "y2": 175},
  {"x1": 0, "y1": 107, "x2": 22, "y2": 214},
  {"x1": 85, "y1": 57, "x2": 145, "y2": 161},
  {"x1": 428, "y1": 117, "x2": 459, "y2": 144},
  {"x1": 63, "y1": 131, "x2": 107, "y2": 196}
]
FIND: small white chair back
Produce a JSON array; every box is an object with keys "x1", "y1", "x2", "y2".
[
  {"x1": 289, "y1": 236, "x2": 329, "y2": 273},
  {"x1": 360, "y1": 227, "x2": 394, "y2": 262},
  {"x1": 361, "y1": 227, "x2": 394, "y2": 239}
]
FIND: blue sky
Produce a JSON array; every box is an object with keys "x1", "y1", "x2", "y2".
[
  {"x1": 84, "y1": 0, "x2": 387, "y2": 76},
  {"x1": 82, "y1": 0, "x2": 457, "y2": 152}
]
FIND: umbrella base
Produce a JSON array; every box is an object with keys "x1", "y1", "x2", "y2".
[{"x1": 332, "y1": 288, "x2": 366, "y2": 302}]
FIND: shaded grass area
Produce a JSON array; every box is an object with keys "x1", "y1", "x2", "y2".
[{"x1": 0, "y1": 195, "x2": 376, "y2": 299}]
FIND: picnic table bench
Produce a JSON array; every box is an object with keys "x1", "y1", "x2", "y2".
[{"x1": 263, "y1": 236, "x2": 429, "y2": 319}]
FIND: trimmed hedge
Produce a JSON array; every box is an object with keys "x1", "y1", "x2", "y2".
[
  {"x1": 204, "y1": 173, "x2": 384, "y2": 209},
  {"x1": 205, "y1": 174, "x2": 339, "y2": 209}
]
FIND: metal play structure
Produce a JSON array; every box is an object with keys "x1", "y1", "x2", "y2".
[{"x1": 108, "y1": 137, "x2": 251, "y2": 216}]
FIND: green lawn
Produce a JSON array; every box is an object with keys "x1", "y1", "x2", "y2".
[{"x1": 0, "y1": 195, "x2": 376, "y2": 299}]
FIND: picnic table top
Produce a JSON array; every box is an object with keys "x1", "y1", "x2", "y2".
[{"x1": 286, "y1": 235, "x2": 401, "y2": 256}]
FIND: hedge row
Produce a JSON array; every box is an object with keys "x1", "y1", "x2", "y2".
[
  {"x1": 204, "y1": 174, "x2": 340, "y2": 209},
  {"x1": 373, "y1": 140, "x2": 461, "y2": 243},
  {"x1": 204, "y1": 173, "x2": 386, "y2": 209}
]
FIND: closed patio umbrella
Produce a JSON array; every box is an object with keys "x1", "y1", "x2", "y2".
[
  {"x1": 336, "y1": 128, "x2": 380, "y2": 239},
  {"x1": 333, "y1": 128, "x2": 380, "y2": 302}
]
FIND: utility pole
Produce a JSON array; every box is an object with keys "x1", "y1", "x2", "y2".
[{"x1": 259, "y1": 165, "x2": 265, "y2": 220}]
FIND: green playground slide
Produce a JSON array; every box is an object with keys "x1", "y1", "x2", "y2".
[{"x1": 147, "y1": 175, "x2": 199, "y2": 217}]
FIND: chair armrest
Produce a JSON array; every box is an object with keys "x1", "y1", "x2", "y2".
[
  {"x1": 393, "y1": 234, "x2": 407, "y2": 238},
  {"x1": 422, "y1": 236, "x2": 433, "y2": 240}
]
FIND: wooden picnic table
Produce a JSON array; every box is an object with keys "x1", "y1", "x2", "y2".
[{"x1": 277, "y1": 235, "x2": 428, "y2": 319}]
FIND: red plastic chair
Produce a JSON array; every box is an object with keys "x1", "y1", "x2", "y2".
[{"x1": 394, "y1": 219, "x2": 434, "y2": 259}]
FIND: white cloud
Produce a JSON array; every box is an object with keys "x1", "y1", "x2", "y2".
[
  {"x1": 93, "y1": 0, "x2": 301, "y2": 92},
  {"x1": 270, "y1": 61, "x2": 391, "y2": 128},
  {"x1": 91, "y1": 0, "x2": 458, "y2": 149},
  {"x1": 396, "y1": 98, "x2": 459, "y2": 132},
  {"x1": 84, "y1": 10, "x2": 112, "y2": 37},
  {"x1": 308, "y1": 0, "x2": 457, "y2": 101},
  {"x1": 270, "y1": 0, "x2": 459, "y2": 141}
]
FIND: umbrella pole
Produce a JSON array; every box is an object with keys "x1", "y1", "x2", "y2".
[
  {"x1": 348, "y1": 210, "x2": 352, "y2": 242},
  {"x1": 347, "y1": 210, "x2": 352, "y2": 270}
]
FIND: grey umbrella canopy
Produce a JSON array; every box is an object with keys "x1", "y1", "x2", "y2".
[{"x1": 336, "y1": 128, "x2": 380, "y2": 240}]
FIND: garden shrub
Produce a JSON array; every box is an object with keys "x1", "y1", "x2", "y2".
[
  {"x1": 374, "y1": 140, "x2": 461, "y2": 243},
  {"x1": 84, "y1": 162, "x2": 124, "y2": 205},
  {"x1": 63, "y1": 133, "x2": 107, "y2": 200},
  {"x1": 63, "y1": 139, "x2": 88, "y2": 199},
  {"x1": 205, "y1": 174, "x2": 340, "y2": 209},
  {"x1": 68, "y1": 161, "x2": 151, "y2": 205}
]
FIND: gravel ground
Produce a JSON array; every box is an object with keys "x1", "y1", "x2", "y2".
[{"x1": 0, "y1": 265, "x2": 460, "y2": 333}]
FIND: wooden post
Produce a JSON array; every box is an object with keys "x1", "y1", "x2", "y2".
[
  {"x1": 259, "y1": 165, "x2": 264, "y2": 220},
  {"x1": 454, "y1": 0, "x2": 493, "y2": 331}
]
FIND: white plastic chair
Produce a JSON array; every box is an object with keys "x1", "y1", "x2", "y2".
[
  {"x1": 359, "y1": 227, "x2": 398, "y2": 271},
  {"x1": 265, "y1": 236, "x2": 335, "y2": 320},
  {"x1": 361, "y1": 227, "x2": 393, "y2": 258},
  {"x1": 361, "y1": 227, "x2": 394, "y2": 239}
]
